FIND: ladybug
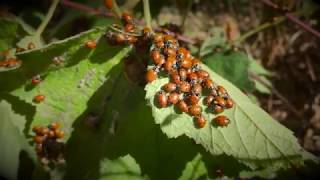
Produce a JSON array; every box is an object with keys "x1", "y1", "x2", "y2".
[
  {"x1": 35, "y1": 143, "x2": 43, "y2": 154},
  {"x1": 165, "y1": 57, "x2": 177, "y2": 73},
  {"x1": 157, "y1": 91, "x2": 168, "y2": 108},
  {"x1": 126, "y1": 36, "x2": 138, "y2": 44},
  {"x1": 196, "y1": 116, "x2": 206, "y2": 128},
  {"x1": 104, "y1": 0, "x2": 113, "y2": 9},
  {"x1": 225, "y1": 98, "x2": 234, "y2": 108},
  {"x1": 178, "y1": 81, "x2": 191, "y2": 93},
  {"x1": 164, "y1": 47, "x2": 176, "y2": 57},
  {"x1": 168, "y1": 92, "x2": 180, "y2": 105},
  {"x1": 153, "y1": 55, "x2": 165, "y2": 67},
  {"x1": 214, "y1": 97, "x2": 226, "y2": 107},
  {"x1": 32, "y1": 125, "x2": 42, "y2": 134},
  {"x1": 48, "y1": 130, "x2": 55, "y2": 138},
  {"x1": 85, "y1": 40, "x2": 97, "y2": 49},
  {"x1": 191, "y1": 83, "x2": 202, "y2": 95},
  {"x1": 54, "y1": 130, "x2": 65, "y2": 139},
  {"x1": 180, "y1": 57, "x2": 193, "y2": 69},
  {"x1": 177, "y1": 100, "x2": 188, "y2": 113},
  {"x1": 121, "y1": 12, "x2": 133, "y2": 24},
  {"x1": 197, "y1": 70, "x2": 209, "y2": 82},
  {"x1": 217, "y1": 85, "x2": 227, "y2": 96},
  {"x1": 33, "y1": 95, "x2": 45, "y2": 103},
  {"x1": 177, "y1": 47, "x2": 191, "y2": 59},
  {"x1": 155, "y1": 41, "x2": 164, "y2": 49},
  {"x1": 28, "y1": 42, "x2": 35, "y2": 50},
  {"x1": 124, "y1": 23, "x2": 135, "y2": 33},
  {"x1": 189, "y1": 105, "x2": 202, "y2": 116},
  {"x1": 115, "y1": 33, "x2": 126, "y2": 44},
  {"x1": 31, "y1": 75, "x2": 41, "y2": 86},
  {"x1": 163, "y1": 34, "x2": 175, "y2": 43},
  {"x1": 213, "y1": 115, "x2": 230, "y2": 127},
  {"x1": 33, "y1": 135, "x2": 44, "y2": 144},
  {"x1": 163, "y1": 82, "x2": 177, "y2": 92},
  {"x1": 204, "y1": 95, "x2": 214, "y2": 106},
  {"x1": 49, "y1": 122, "x2": 60, "y2": 130},
  {"x1": 203, "y1": 79, "x2": 215, "y2": 90},
  {"x1": 179, "y1": 68, "x2": 188, "y2": 81},
  {"x1": 192, "y1": 58, "x2": 201, "y2": 70},
  {"x1": 39, "y1": 127, "x2": 50, "y2": 136},
  {"x1": 153, "y1": 33, "x2": 163, "y2": 43},
  {"x1": 142, "y1": 27, "x2": 152, "y2": 40},
  {"x1": 170, "y1": 72, "x2": 181, "y2": 85},
  {"x1": 188, "y1": 72, "x2": 198, "y2": 84},
  {"x1": 187, "y1": 94, "x2": 200, "y2": 105},
  {"x1": 213, "y1": 105, "x2": 224, "y2": 114},
  {"x1": 151, "y1": 50, "x2": 161, "y2": 62},
  {"x1": 145, "y1": 68, "x2": 158, "y2": 83}
]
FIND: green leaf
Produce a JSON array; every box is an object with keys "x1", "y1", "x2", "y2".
[
  {"x1": 199, "y1": 27, "x2": 226, "y2": 57},
  {"x1": 0, "y1": 18, "x2": 28, "y2": 52},
  {"x1": 145, "y1": 64, "x2": 314, "y2": 169},
  {"x1": 0, "y1": 100, "x2": 35, "y2": 180},
  {"x1": 99, "y1": 155, "x2": 147, "y2": 180},
  {"x1": 203, "y1": 51, "x2": 255, "y2": 92},
  {"x1": 248, "y1": 57, "x2": 273, "y2": 94},
  {"x1": 11, "y1": 30, "x2": 131, "y2": 140},
  {"x1": 178, "y1": 154, "x2": 208, "y2": 180}
]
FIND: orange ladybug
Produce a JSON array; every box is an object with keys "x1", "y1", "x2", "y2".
[
  {"x1": 213, "y1": 115, "x2": 230, "y2": 127},
  {"x1": 33, "y1": 95, "x2": 45, "y2": 103},
  {"x1": 196, "y1": 116, "x2": 206, "y2": 128},
  {"x1": 85, "y1": 40, "x2": 97, "y2": 49}
]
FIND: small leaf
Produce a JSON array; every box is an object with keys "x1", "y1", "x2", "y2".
[
  {"x1": 0, "y1": 100, "x2": 35, "y2": 180},
  {"x1": 248, "y1": 57, "x2": 273, "y2": 94},
  {"x1": 178, "y1": 154, "x2": 208, "y2": 180},
  {"x1": 99, "y1": 155, "x2": 147, "y2": 180},
  {"x1": 203, "y1": 50, "x2": 255, "y2": 92},
  {"x1": 145, "y1": 64, "x2": 313, "y2": 169},
  {"x1": 0, "y1": 18, "x2": 28, "y2": 51}
]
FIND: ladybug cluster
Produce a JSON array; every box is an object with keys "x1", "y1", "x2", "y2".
[
  {"x1": 0, "y1": 57, "x2": 21, "y2": 69},
  {"x1": 32, "y1": 122, "x2": 65, "y2": 164},
  {"x1": 106, "y1": 13, "x2": 139, "y2": 45},
  {"x1": 145, "y1": 33, "x2": 234, "y2": 128}
]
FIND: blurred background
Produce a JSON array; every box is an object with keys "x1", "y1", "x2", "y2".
[{"x1": 0, "y1": 0, "x2": 319, "y2": 156}]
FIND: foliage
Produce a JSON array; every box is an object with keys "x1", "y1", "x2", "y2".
[{"x1": 0, "y1": 1, "x2": 318, "y2": 180}]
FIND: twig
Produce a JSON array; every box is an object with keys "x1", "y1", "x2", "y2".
[
  {"x1": 111, "y1": 0, "x2": 122, "y2": 18},
  {"x1": 235, "y1": 16, "x2": 286, "y2": 44},
  {"x1": 261, "y1": 0, "x2": 320, "y2": 39},
  {"x1": 249, "y1": 71, "x2": 303, "y2": 119},
  {"x1": 61, "y1": 0, "x2": 114, "y2": 18},
  {"x1": 143, "y1": 0, "x2": 152, "y2": 30},
  {"x1": 36, "y1": 0, "x2": 60, "y2": 35}
]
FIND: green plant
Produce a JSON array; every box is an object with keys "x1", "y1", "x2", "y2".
[{"x1": 0, "y1": 0, "x2": 319, "y2": 179}]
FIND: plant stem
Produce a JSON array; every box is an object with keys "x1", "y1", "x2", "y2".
[
  {"x1": 61, "y1": 0, "x2": 114, "y2": 17},
  {"x1": 261, "y1": 0, "x2": 320, "y2": 38},
  {"x1": 143, "y1": 0, "x2": 152, "y2": 30},
  {"x1": 112, "y1": 0, "x2": 122, "y2": 18},
  {"x1": 35, "y1": 0, "x2": 60, "y2": 36},
  {"x1": 235, "y1": 16, "x2": 286, "y2": 44}
]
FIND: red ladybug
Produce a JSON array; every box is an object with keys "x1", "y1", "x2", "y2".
[
  {"x1": 31, "y1": 75, "x2": 41, "y2": 86},
  {"x1": 225, "y1": 98, "x2": 234, "y2": 108},
  {"x1": 191, "y1": 84, "x2": 202, "y2": 95},
  {"x1": 163, "y1": 82, "x2": 177, "y2": 92},
  {"x1": 145, "y1": 68, "x2": 158, "y2": 83},
  {"x1": 180, "y1": 57, "x2": 193, "y2": 69},
  {"x1": 177, "y1": 100, "x2": 188, "y2": 113},
  {"x1": 196, "y1": 116, "x2": 206, "y2": 128},
  {"x1": 213, "y1": 105, "x2": 224, "y2": 114},
  {"x1": 197, "y1": 70, "x2": 209, "y2": 82},
  {"x1": 121, "y1": 12, "x2": 133, "y2": 24},
  {"x1": 157, "y1": 91, "x2": 168, "y2": 108},
  {"x1": 179, "y1": 69, "x2": 188, "y2": 81},
  {"x1": 168, "y1": 92, "x2": 180, "y2": 105},
  {"x1": 170, "y1": 72, "x2": 181, "y2": 85},
  {"x1": 187, "y1": 94, "x2": 200, "y2": 105},
  {"x1": 85, "y1": 40, "x2": 97, "y2": 49},
  {"x1": 104, "y1": 0, "x2": 113, "y2": 9},
  {"x1": 178, "y1": 81, "x2": 191, "y2": 93},
  {"x1": 204, "y1": 95, "x2": 214, "y2": 106},
  {"x1": 213, "y1": 115, "x2": 230, "y2": 127},
  {"x1": 189, "y1": 105, "x2": 202, "y2": 116},
  {"x1": 33, "y1": 95, "x2": 45, "y2": 103}
]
